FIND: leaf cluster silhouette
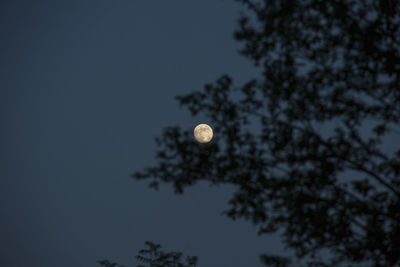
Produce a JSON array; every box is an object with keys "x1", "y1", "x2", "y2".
[
  {"x1": 132, "y1": 0, "x2": 400, "y2": 266},
  {"x1": 135, "y1": 241, "x2": 198, "y2": 267},
  {"x1": 98, "y1": 241, "x2": 197, "y2": 267}
]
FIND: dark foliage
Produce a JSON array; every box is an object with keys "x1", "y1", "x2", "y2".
[
  {"x1": 136, "y1": 241, "x2": 198, "y2": 267},
  {"x1": 133, "y1": 0, "x2": 400, "y2": 266},
  {"x1": 98, "y1": 259, "x2": 124, "y2": 267},
  {"x1": 98, "y1": 241, "x2": 197, "y2": 267}
]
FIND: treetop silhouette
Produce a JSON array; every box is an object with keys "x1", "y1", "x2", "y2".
[{"x1": 132, "y1": 0, "x2": 400, "y2": 266}]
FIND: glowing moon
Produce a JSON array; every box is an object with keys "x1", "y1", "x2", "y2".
[{"x1": 194, "y1": 124, "x2": 213, "y2": 143}]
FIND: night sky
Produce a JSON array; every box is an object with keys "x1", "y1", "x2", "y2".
[{"x1": 0, "y1": 1, "x2": 284, "y2": 266}]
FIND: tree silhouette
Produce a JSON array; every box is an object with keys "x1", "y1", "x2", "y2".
[
  {"x1": 98, "y1": 259, "x2": 124, "y2": 267},
  {"x1": 98, "y1": 241, "x2": 197, "y2": 267},
  {"x1": 133, "y1": 0, "x2": 400, "y2": 266},
  {"x1": 135, "y1": 241, "x2": 198, "y2": 267}
]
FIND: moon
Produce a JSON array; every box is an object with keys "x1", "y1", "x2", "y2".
[{"x1": 194, "y1": 124, "x2": 213, "y2": 143}]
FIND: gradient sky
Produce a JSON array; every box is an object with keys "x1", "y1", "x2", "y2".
[{"x1": 0, "y1": 1, "x2": 284, "y2": 266}]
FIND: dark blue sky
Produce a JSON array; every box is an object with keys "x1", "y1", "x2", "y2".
[{"x1": 0, "y1": 1, "x2": 283, "y2": 266}]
